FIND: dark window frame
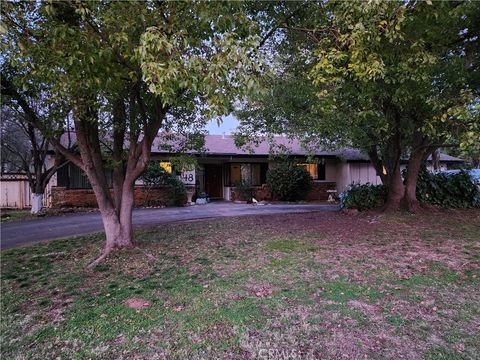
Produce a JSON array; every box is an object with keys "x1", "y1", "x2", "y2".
[
  {"x1": 224, "y1": 162, "x2": 268, "y2": 187},
  {"x1": 57, "y1": 163, "x2": 113, "y2": 189}
]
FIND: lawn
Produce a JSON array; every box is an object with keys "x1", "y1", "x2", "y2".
[
  {"x1": 1, "y1": 209, "x2": 479, "y2": 359},
  {"x1": 0, "y1": 208, "x2": 98, "y2": 223}
]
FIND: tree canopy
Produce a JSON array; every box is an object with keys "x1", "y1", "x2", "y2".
[
  {"x1": 236, "y1": 0, "x2": 480, "y2": 211},
  {"x1": 1, "y1": 1, "x2": 265, "y2": 265}
]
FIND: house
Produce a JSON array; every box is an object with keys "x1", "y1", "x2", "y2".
[{"x1": 45, "y1": 134, "x2": 464, "y2": 208}]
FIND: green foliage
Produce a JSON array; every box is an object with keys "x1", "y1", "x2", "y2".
[
  {"x1": 266, "y1": 162, "x2": 313, "y2": 201},
  {"x1": 236, "y1": 1, "x2": 479, "y2": 208},
  {"x1": 416, "y1": 169, "x2": 480, "y2": 208},
  {"x1": 141, "y1": 162, "x2": 186, "y2": 207},
  {"x1": 233, "y1": 179, "x2": 254, "y2": 202},
  {"x1": 1, "y1": 1, "x2": 265, "y2": 169},
  {"x1": 339, "y1": 184, "x2": 388, "y2": 211}
]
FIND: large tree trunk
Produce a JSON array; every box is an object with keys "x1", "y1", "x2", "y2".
[
  {"x1": 381, "y1": 131, "x2": 404, "y2": 212},
  {"x1": 401, "y1": 149, "x2": 426, "y2": 213},
  {"x1": 383, "y1": 163, "x2": 404, "y2": 212},
  {"x1": 79, "y1": 93, "x2": 166, "y2": 268},
  {"x1": 87, "y1": 183, "x2": 136, "y2": 268},
  {"x1": 31, "y1": 169, "x2": 45, "y2": 214},
  {"x1": 30, "y1": 193, "x2": 43, "y2": 214}
]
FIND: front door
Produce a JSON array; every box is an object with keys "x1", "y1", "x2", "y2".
[{"x1": 205, "y1": 164, "x2": 223, "y2": 198}]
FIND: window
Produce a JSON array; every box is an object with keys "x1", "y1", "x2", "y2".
[
  {"x1": 225, "y1": 163, "x2": 267, "y2": 186},
  {"x1": 57, "y1": 163, "x2": 113, "y2": 189},
  {"x1": 160, "y1": 161, "x2": 172, "y2": 173},
  {"x1": 298, "y1": 162, "x2": 326, "y2": 181}
]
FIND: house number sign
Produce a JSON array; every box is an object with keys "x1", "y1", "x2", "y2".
[{"x1": 179, "y1": 170, "x2": 195, "y2": 185}]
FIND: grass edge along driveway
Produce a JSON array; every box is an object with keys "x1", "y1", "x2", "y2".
[{"x1": 1, "y1": 209, "x2": 479, "y2": 359}]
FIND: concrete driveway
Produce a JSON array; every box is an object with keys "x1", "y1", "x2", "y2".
[{"x1": 1, "y1": 202, "x2": 338, "y2": 250}]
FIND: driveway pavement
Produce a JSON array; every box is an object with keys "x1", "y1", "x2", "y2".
[{"x1": 1, "y1": 202, "x2": 338, "y2": 250}]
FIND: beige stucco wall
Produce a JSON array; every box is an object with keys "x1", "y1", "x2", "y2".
[
  {"x1": 324, "y1": 158, "x2": 337, "y2": 182},
  {"x1": 349, "y1": 163, "x2": 383, "y2": 186},
  {"x1": 0, "y1": 179, "x2": 30, "y2": 209},
  {"x1": 335, "y1": 162, "x2": 383, "y2": 193}
]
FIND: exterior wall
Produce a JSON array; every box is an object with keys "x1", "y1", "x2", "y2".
[
  {"x1": 349, "y1": 163, "x2": 382, "y2": 186},
  {"x1": 335, "y1": 162, "x2": 382, "y2": 193},
  {"x1": 306, "y1": 181, "x2": 337, "y2": 201},
  {"x1": 1, "y1": 174, "x2": 52, "y2": 209},
  {"x1": 51, "y1": 186, "x2": 179, "y2": 208},
  {"x1": 229, "y1": 182, "x2": 336, "y2": 202},
  {"x1": 324, "y1": 158, "x2": 338, "y2": 182}
]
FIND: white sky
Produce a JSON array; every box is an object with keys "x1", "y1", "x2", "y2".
[{"x1": 205, "y1": 114, "x2": 239, "y2": 134}]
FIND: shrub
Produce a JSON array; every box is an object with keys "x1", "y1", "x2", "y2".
[
  {"x1": 339, "y1": 183, "x2": 387, "y2": 211},
  {"x1": 340, "y1": 167, "x2": 480, "y2": 211},
  {"x1": 266, "y1": 162, "x2": 313, "y2": 201},
  {"x1": 141, "y1": 162, "x2": 186, "y2": 206},
  {"x1": 416, "y1": 168, "x2": 479, "y2": 208},
  {"x1": 233, "y1": 179, "x2": 254, "y2": 202}
]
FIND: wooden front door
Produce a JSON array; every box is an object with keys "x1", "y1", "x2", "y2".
[{"x1": 205, "y1": 164, "x2": 223, "y2": 198}]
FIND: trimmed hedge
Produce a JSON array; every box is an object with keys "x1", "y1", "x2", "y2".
[{"x1": 266, "y1": 163, "x2": 313, "y2": 201}]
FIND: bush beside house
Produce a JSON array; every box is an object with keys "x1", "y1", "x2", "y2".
[
  {"x1": 416, "y1": 168, "x2": 480, "y2": 208},
  {"x1": 266, "y1": 163, "x2": 313, "y2": 201},
  {"x1": 231, "y1": 180, "x2": 255, "y2": 203},
  {"x1": 140, "y1": 162, "x2": 187, "y2": 207},
  {"x1": 340, "y1": 168, "x2": 480, "y2": 211},
  {"x1": 339, "y1": 184, "x2": 387, "y2": 211}
]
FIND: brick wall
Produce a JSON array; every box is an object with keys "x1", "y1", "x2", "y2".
[
  {"x1": 51, "y1": 186, "x2": 179, "y2": 208},
  {"x1": 230, "y1": 185, "x2": 271, "y2": 202},
  {"x1": 230, "y1": 182, "x2": 336, "y2": 202},
  {"x1": 306, "y1": 181, "x2": 337, "y2": 201}
]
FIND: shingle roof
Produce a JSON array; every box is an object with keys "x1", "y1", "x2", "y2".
[
  {"x1": 153, "y1": 135, "x2": 341, "y2": 157},
  {"x1": 59, "y1": 132, "x2": 464, "y2": 162},
  {"x1": 153, "y1": 135, "x2": 464, "y2": 162}
]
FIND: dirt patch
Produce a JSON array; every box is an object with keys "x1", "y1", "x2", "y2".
[{"x1": 123, "y1": 298, "x2": 151, "y2": 310}]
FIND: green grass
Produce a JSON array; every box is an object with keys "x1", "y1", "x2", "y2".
[
  {"x1": 0, "y1": 210, "x2": 33, "y2": 222},
  {"x1": 266, "y1": 239, "x2": 319, "y2": 252},
  {"x1": 1, "y1": 209, "x2": 479, "y2": 358}
]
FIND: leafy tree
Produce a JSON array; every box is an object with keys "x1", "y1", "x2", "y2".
[
  {"x1": 0, "y1": 97, "x2": 71, "y2": 214},
  {"x1": 236, "y1": 1, "x2": 479, "y2": 212},
  {"x1": 1, "y1": 1, "x2": 263, "y2": 266}
]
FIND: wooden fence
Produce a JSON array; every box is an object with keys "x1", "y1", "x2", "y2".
[{"x1": 0, "y1": 174, "x2": 52, "y2": 209}]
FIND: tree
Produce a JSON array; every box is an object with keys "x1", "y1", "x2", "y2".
[
  {"x1": 0, "y1": 98, "x2": 71, "y2": 214},
  {"x1": 236, "y1": 0, "x2": 479, "y2": 212},
  {"x1": 1, "y1": 1, "x2": 263, "y2": 266}
]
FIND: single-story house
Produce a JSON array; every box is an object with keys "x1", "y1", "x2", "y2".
[{"x1": 44, "y1": 134, "x2": 464, "y2": 208}]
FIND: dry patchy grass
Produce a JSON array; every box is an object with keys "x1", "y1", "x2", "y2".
[{"x1": 1, "y1": 209, "x2": 479, "y2": 359}]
